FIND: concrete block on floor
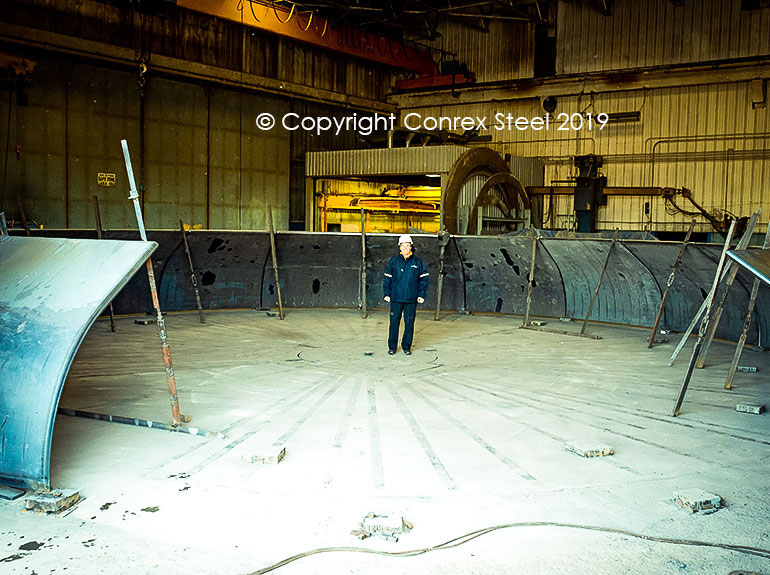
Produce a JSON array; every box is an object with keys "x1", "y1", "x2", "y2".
[
  {"x1": 353, "y1": 512, "x2": 413, "y2": 541},
  {"x1": 736, "y1": 403, "x2": 765, "y2": 415},
  {"x1": 673, "y1": 489, "x2": 723, "y2": 513},
  {"x1": 242, "y1": 445, "x2": 286, "y2": 465},
  {"x1": 563, "y1": 441, "x2": 614, "y2": 458},
  {"x1": 25, "y1": 489, "x2": 80, "y2": 513},
  {"x1": 362, "y1": 512, "x2": 408, "y2": 533},
  {"x1": 737, "y1": 366, "x2": 757, "y2": 373}
]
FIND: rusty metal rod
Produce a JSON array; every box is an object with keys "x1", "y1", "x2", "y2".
[
  {"x1": 268, "y1": 205, "x2": 285, "y2": 320},
  {"x1": 179, "y1": 219, "x2": 205, "y2": 324},
  {"x1": 671, "y1": 220, "x2": 736, "y2": 417},
  {"x1": 580, "y1": 228, "x2": 619, "y2": 336},
  {"x1": 434, "y1": 230, "x2": 448, "y2": 321},
  {"x1": 647, "y1": 220, "x2": 696, "y2": 348},
  {"x1": 697, "y1": 210, "x2": 761, "y2": 368},
  {"x1": 725, "y1": 223, "x2": 770, "y2": 389},
  {"x1": 121, "y1": 139, "x2": 187, "y2": 427},
  {"x1": 522, "y1": 228, "x2": 538, "y2": 328},
  {"x1": 360, "y1": 208, "x2": 367, "y2": 319},
  {"x1": 93, "y1": 195, "x2": 116, "y2": 333},
  {"x1": 16, "y1": 194, "x2": 30, "y2": 236},
  {"x1": 668, "y1": 213, "x2": 759, "y2": 365},
  {"x1": 57, "y1": 408, "x2": 221, "y2": 438}
]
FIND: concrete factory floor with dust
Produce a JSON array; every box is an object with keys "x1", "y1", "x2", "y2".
[{"x1": 2, "y1": 309, "x2": 770, "y2": 575}]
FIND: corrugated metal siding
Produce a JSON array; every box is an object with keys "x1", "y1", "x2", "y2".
[
  {"x1": 422, "y1": 19, "x2": 535, "y2": 83},
  {"x1": 5, "y1": 59, "x2": 67, "y2": 228},
  {"x1": 144, "y1": 78, "x2": 208, "y2": 229},
  {"x1": 401, "y1": 80, "x2": 770, "y2": 233},
  {"x1": 65, "y1": 65, "x2": 140, "y2": 230},
  {"x1": 1, "y1": 0, "x2": 391, "y2": 104},
  {"x1": 1, "y1": 58, "x2": 291, "y2": 231},
  {"x1": 207, "y1": 90, "x2": 291, "y2": 230},
  {"x1": 557, "y1": 0, "x2": 770, "y2": 75},
  {"x1": 306, "y1": 146, "x2": 471, "y2": 177}
]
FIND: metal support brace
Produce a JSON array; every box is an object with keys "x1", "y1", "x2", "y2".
[
  {"x1": 697, "y1": 210, "x2": 761, "y2": 367},
  {"x1": 580, "y1": 228, "x2": 619, "y2": 336},
  {"x1": 121, "y1": 139, "x2": 188, "y2": 427},
  {"x1": 725, "y1": 222, "x2": 770, "y2": 389},
  {"x1": 268, "y1": 205, "x2": 285, "y2": 320},
  {"x1": 16, "y1": 194, "x2": 30, "y2": 236},
  {"x1": 647, "y1": 219, "x2": 696, "y2": 348},
  {"x1": 522, "y1": 227, "x2": 538, "y2": 328},
  {"x1": 434, "y1": 230, "x2": 449, "y2": 321},
  {"x1": 360, "y1": 209, "x2": 367, "y2": 319},
  {"x1": 671, "y1": 220, "x2": 737, "y2": 417},
  {"x1": 179, "y1": 220, "x2": 205, "y2": 324},
  {"x1": 669, "y1": 211, "x2": 760, "y2": 365},
  {"x1": 93, "y1": 195, "x2": 117, "y2": 332}
]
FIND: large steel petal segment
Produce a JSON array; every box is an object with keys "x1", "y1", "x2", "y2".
[{"x1": 0, "y1": 236, "x2": 157, "y2": 490}]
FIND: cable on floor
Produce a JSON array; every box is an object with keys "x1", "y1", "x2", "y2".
[{"x1": 245, "y1": 521, "x2": 770, "y2": 575}]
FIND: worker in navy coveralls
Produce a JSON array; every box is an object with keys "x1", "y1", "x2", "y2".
[{"x1": 383, "y1": 234, "x2": 429, "y2": 355}]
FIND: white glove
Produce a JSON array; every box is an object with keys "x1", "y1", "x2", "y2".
[
  {"x1": 384, "y1": 296, "x2": 390, "y2": 302},
  {"x1": 417, "y1": 297, "x2": 425, "y2": 304}
]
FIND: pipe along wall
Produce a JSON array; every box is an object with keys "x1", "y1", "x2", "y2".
[{"x1": 19, "y1": 229, "x2": 770, "y2": 346}]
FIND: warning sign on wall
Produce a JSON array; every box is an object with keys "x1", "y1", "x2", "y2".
[{"x1": 97, "y1": 173, "x2": 116, "y2": 187}]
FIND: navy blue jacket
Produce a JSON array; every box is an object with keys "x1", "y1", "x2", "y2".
[{"x1": 383, "y1": 254, "x2": 429, "y2": 303}]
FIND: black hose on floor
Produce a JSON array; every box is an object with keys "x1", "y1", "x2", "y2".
[{"x1": 245, "y1": 521, "x2": 770, "y2": 575}]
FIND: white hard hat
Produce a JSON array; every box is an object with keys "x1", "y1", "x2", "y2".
[{"x1": 398, "y1": 234, "x2": 413, "y2": 244}]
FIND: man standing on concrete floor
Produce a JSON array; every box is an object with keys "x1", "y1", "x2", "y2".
[{"x1": 383, "y1": 234, "x2": 429, "y2": 355}]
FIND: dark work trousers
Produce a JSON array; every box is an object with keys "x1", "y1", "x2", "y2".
[{"x1": 388, "y1": 301, "x2": 417, "y2": 351}]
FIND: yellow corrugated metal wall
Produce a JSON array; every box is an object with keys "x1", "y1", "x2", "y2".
[
  {"x1": 557, "y1": 0, "x2": 770, "y2": 74},
  {"x1": 393, "y1": 0, "x2": 770, "y2": 234}
]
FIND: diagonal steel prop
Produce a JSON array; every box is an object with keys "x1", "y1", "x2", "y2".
[{"x1": 121, "y1": 139, "x2": 188, "y2": 427}]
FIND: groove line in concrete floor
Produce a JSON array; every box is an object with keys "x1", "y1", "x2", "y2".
[
  {"x1": 145, "y1": 375, "x2": 336, "y2": 479},
  {"x1": 385, "y1": 381, "x2": 458, "y2": 491},
  {"x1": 367, "y1": 382, "x2": 386, "y2": 489},
  {"x1": 439, "y1": 374, "x2": 721, "y2": 466},
  {"x1": 272, "y1": 375, "x2": 346, "y2": 447},
  {"x1": 403, "y1": 381, "x2": 537, "y2": 481},
  {"x1": 513, "y1": 381, "x2": 770, "y2": 442},
  {"x1": 332, "y1": 377, "x2": 363, "y2": 449},
  {"x1": 16, "y1": 309, "x2": 767, "y2": 575},
  {"x1": 460, "y1": 373, "x2": 770, "y2": 448},
  {"x1": 425, "y1": 376, "x2": 645, "y2": 477},
  {"x1": 454, "y1": 379, "x2": 765, "y2": 474}
]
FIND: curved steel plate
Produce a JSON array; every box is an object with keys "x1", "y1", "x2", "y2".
[
  {"x1": 625, "y1": 242, "x2": 760, "y2": 344},
  {"x1": 455, "y1": 236, "x2": 565, "y2": 316},
  {"x1": 12, "y1": 229, "x2": 770, "y2": 345},
  {"x1": 540, "y1": 239, "x2": 660, "y2": 326},
  {"x1": 0, "y1": 236, "x2": 156, "y2": 489},
  {"x1": 263, "y1": 234, "x2": 361, "y2": 309},
  {"x1": 160, "y1": 231, "x2": 270, "y2": 311}
]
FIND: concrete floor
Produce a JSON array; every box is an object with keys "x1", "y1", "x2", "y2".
[{"x1": 2, "y1": 309, "x2": 770, "y2": 574}]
